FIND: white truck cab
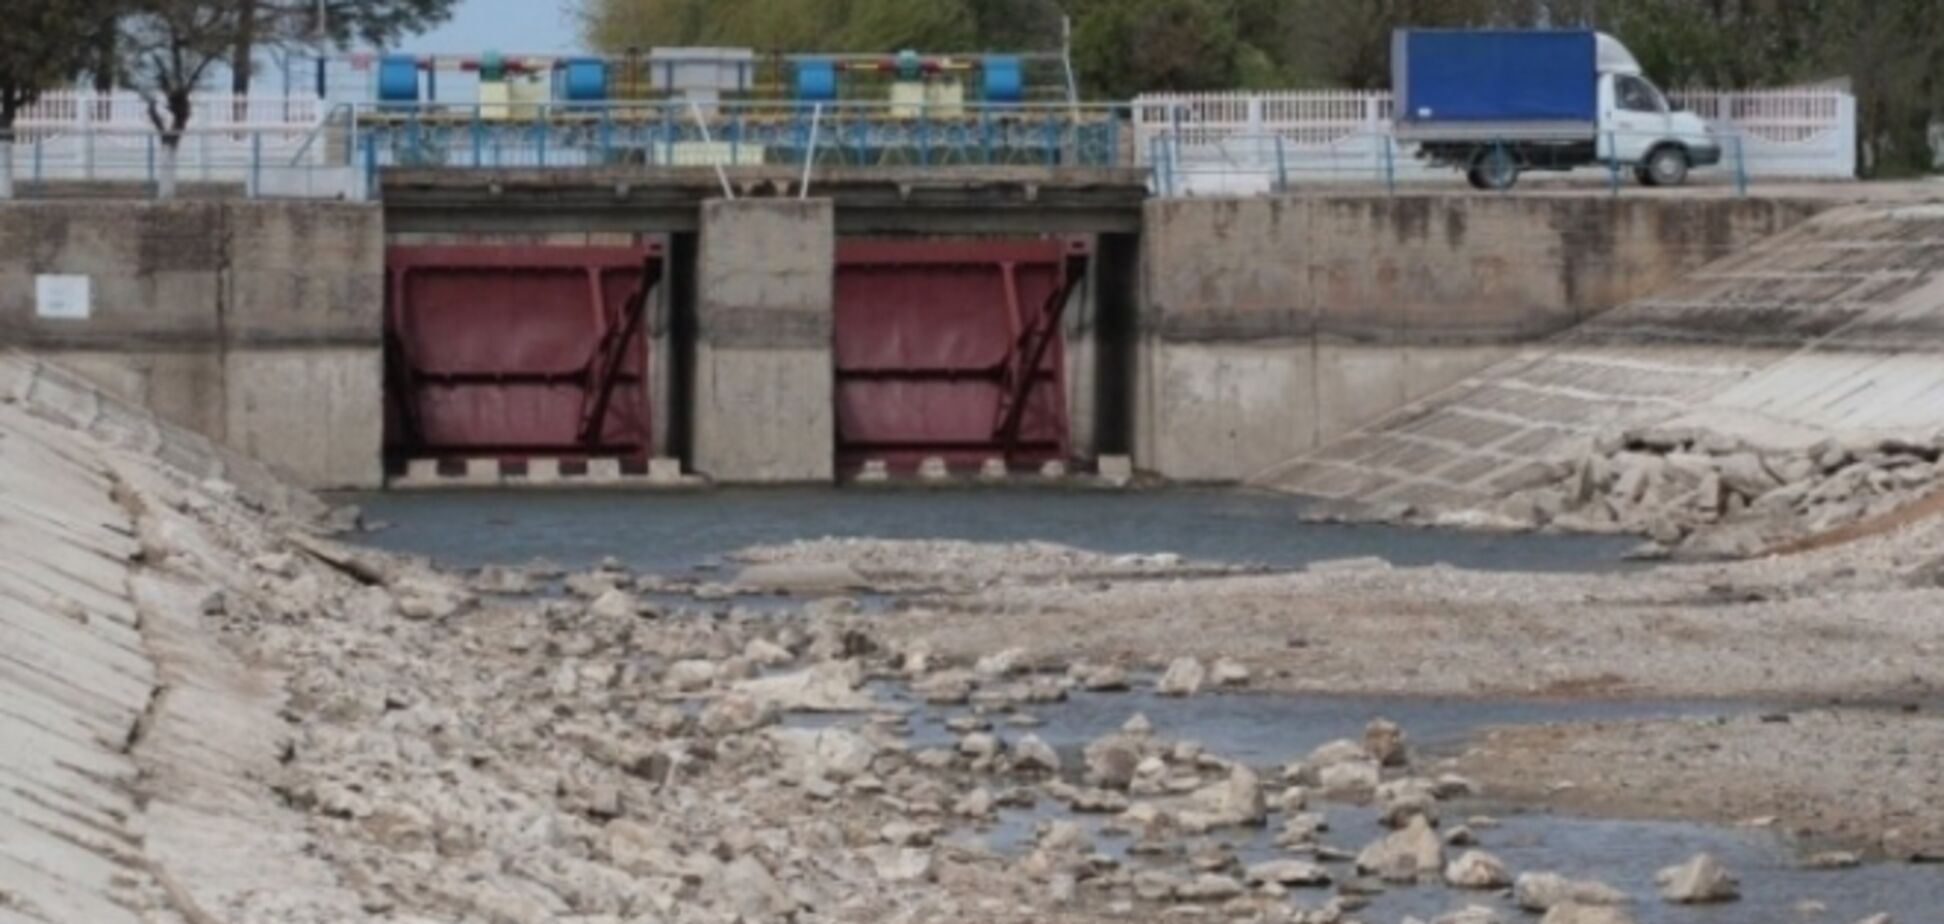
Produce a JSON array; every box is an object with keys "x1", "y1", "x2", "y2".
[{"x1": 1592, "y1": 34, "x2": 1721, "y2": 186}]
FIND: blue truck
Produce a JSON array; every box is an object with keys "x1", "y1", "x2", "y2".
[{"x1": 1392, "y1": 29, "x2": 1721, "y2": 190}]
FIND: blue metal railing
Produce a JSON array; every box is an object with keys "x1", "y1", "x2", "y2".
[{"x1": 350, "y1": 100, "x2": 1134, "y2": 172}]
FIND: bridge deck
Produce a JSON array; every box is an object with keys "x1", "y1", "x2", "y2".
[{"x1": 380, "y1": 166, "x2": 1153, "y2": 235}]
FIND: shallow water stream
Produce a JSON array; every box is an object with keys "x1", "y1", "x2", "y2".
[{"x1": 346, "y1": 487, "x2": 1640, "y2": 573}]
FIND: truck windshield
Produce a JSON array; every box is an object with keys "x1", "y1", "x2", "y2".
[{"x1": 1617, "y1": 75, "x2": 1669, "y2": 114}]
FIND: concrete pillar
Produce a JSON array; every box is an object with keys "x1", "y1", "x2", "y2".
[{"x1": 692, "y1": 199, "x2": 835, "y2": 483}]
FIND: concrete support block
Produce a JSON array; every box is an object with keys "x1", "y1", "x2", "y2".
[
  {"x1": 855, "y1": 459, "x2": 890, "y2": 483},
  {"x1": 587, "y1": 458, "x2": 624, "y2": 484},
  {"x1": 692, "y1": 199, "x2": 835, "y2": 484},
  {"x1": 979, "y1": 458, "x2": 1008, "y2": 481},
  {"x1": 462, "y1": 458, "x2": 499, "y2": 485},
  {"x1": 405, "y1": 459, "x2": 439, "y2": 482},
  {"x1": 647, "y1": 457, "x2": 683, "y2": 484},
  {"x1": 918, "y1": 457, "x2": 950, "y2": 481},
  {"x1": 527, "y1": 458, "x2": 563, "y2": 485},
  {"x1": 1040, "y1": 460, "x2": 1068, "y2": 478},
  {"x1": 1098, "y1": 454, "x2": 1134, "y2": 486}
]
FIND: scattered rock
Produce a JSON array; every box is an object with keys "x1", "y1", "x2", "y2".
[
  {"x1": 1655, "y1": 853, "x2": 1739, "y2": 904},
  {"x1": 1805, "y1": 850, "x2": 1861, "y2": 869},
  {"x1": 588, "y1": 587, "x2": 642, "y2": 620},
  {"x1": 734, "y1": 660, "x2": 875, "y2": 712},
  {"x1": 1435, "y1": 907, "x2": 1507, "y2": 924},
  {"x1": 913, "y1": 669, "x2": 977, "y2": 705},
  {"x1": 1083, "y1": 734, "x2": 1145, "y2": 789},
  {"x1": 1012, "y1": 733, "x2": 1061, "y2": 774},
  {"x1": 1243, "y1": 859, "x2": 1332, "y2": 887},
  {"x1": 1210, "y1": 658, "x2": 1251, "y2": 687},
  {"x1": 1180, "y1": 766, "x2": 1266, "y2": 831},
  {"x1": 1156, "y1": 656, "x2": 1207, "y2": 697},
  {"x1": 1072, "y1": 662, "x2": 1131, "y2": 691},
  {"x1": 957, "y1": 732, "x2": 1001, "y2": 761},
  {"x1": 1444, "y1": 850, "x2": 1512, "y2": 889},
  {"x1": 864, "y1": 845, "x2": 934, "y2": 883},
  {"x1": 743, "y1": 637, "x2": 795, "y2": 667},
  {"x1": 1175, "y1": 873, "x2": 1244, "y2": 901},
  {"x1": 975, "y1": 647, "x2": 1028, "y2": 677},
  {"x1": 1364, "y1": 717, "x2": 1409, "y2": 767},
  {"x1": 734, "y1": 561, "x2": 868, "y2": 593},
  {"x1": 1515, "y1": 872, "x2": 1630, "y2": 912},
  {"x1": 664, "y1": 659, "x2": 719, "y2": 692},
  {"x1": 764, "y1": 727, "x2": 878, "y2": 783},
  {"x1": 1316, "y1": 759, "x2": 1381, "y2": 801},
  {"x1": 1355, "y1": 815, "x2": 1443, "y2": 883},
  {"x1": 1539, "y1": 903, "x2": 1638, "y2": 924}
]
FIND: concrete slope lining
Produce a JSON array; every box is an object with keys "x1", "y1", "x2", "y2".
[
  {"x1": 0, "y1": 353, "x2": 365, "y2": 923},
  {"x1": 1255, "y1": 203, "x2": 1944, "y2": 511}
]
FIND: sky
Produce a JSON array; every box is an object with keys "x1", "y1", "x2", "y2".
[{"x1": 409, "y1": 0, "x2": 586, "y2": 54}]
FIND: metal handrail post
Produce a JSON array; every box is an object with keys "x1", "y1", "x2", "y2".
[
  {"x1": 1607, "y1": 131, "x2": 1621, "y2": 197},
  {"x1": 800, "y1": 103, "x2": 822, "y2": 199},
  {"x1": 1274, "y1": 135, "x2": 1288, "y2": 193},
  {"x1": 1734, "y1": 132, "x2": 1749, "y2": 197},
  {"x1": 1384, "y1": 133, "x2": 1397, "y2": 195}
]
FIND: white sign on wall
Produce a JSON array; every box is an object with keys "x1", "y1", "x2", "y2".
[{"x1": 35, "y1": 275, "x2": 91, "y2": 320}]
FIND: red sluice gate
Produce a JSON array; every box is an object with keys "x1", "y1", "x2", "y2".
[
  {"x1": 385, "y1": 244, "x2": 662, "y2": 467},
  {"x1": 834, "y1": 238, "x2": 1089, "y2": 472}
]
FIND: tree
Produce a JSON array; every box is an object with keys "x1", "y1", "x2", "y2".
[
  {"x1": 226, "y1": 0, "x2": 461, "y2": 97},
  {"x1": 0, "y1": 0, "x2": 113, "y2": 199},
  {"x1": 121, "y1": 1, "x2": 244, "y2": 199},
  {"x1": 1069, "y1": 0, "x2": 1242, "y2": 98}
]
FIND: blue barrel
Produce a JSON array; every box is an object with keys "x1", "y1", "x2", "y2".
[
  {"x1": 560, "y1": 57, "x2": 609, "y2": 102},
  {"x1": 796, "y1": 59, "x2": 838, "y2": 102},
  {"x1": 377, "y1": 54, "x2": 420, "y2": 103},
  {"x1": 983, "y1": 55, "x2": 1024, "y2": 103}
]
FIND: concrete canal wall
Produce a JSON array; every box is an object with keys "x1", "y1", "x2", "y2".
[
  {"x1": 1, "y1": 190, "x2": 1832, "y2": 489},
  {"x1": 0, "y1": 200, "x2": 384, "y2": 489},
  {"x1": 1136, "y1": 195, "x2": 1828, "y2": 482}
]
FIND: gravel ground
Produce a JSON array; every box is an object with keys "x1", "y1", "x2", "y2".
[{"x1": 744, "y1": 528, "x2": 1944, "y2": 860}]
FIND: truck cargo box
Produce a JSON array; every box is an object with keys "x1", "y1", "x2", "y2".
[{"x1": 1392, "y1": 30, "x2": 1598, "y2": 138}]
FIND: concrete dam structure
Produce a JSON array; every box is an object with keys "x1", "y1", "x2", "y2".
[{"x1": 0, "y1": 174, "x2": 1846, "y2": 492}]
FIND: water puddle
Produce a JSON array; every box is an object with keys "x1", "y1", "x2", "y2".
[
  {"x1": 339, "y1": 487, "x2": 1641, "y2": 574},
  {"x1": 960, "y1": 802, "x2": 1935, "y2": 923},
  {"x1": 801, "y1": 685, "x2": 1756, "y2": 768},
  {"x1": 795, "y1": 686, "x2": 1937, "y2": 923}
]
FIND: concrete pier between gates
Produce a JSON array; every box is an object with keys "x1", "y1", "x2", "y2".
[{"x1": 692, "y1": 199, "x2": 837, "y2": 483}]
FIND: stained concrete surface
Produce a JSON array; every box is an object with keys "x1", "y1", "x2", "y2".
[
  {"x1": 692, "y1": 199, "x2": 837, "y2": 483},
  {"x1": 1257, "y1": 203, "x2": 1944, "y2": 509},
  {"x1": 1138, "y1": 195, "x2": 1825, "y2": 482}
]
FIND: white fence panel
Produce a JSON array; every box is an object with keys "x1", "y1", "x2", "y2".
[{"x1": 1136, "y1": 87, "x2": 1857, "y2": 193}]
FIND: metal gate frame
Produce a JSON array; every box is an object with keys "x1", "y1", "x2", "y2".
[
  {"x1": 385, "y1": 243, "x2": 663, "y2": 465},
  {"x1": 833, "y1": 237, "x2": 1090, "y2": 471}
]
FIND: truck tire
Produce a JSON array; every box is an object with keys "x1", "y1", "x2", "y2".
[
  {"x1": 1640, "y1": 145, "x2": 1690, "y2": 187},
  {"x1": 1467, "y1": 149, "x2": 1520, "y2": 191}
]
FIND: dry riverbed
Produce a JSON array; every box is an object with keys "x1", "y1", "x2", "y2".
[{"x1": 7, "y1": 361, "x2": 1939, "y2": 924}]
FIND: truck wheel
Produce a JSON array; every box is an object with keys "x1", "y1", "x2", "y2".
[
  {"x1": 1643, "y1": 145, "x2": 1690, "y2": 187},
  {"x1": 1467, "y1": 151, "x2": 1519, "y2": 191}
]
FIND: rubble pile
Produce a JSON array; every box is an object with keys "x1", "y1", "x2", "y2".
[{"x1": 1490, "y1": 428, "x2": 1944, "y2": 556}]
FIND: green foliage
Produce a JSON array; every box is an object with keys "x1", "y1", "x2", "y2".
[
  {"x1": 1070, "y1": 0, "x2": 1243, "y2": 97},
  {"x1": 0, "y1": 0, "x2": 115, "y2": 128}
]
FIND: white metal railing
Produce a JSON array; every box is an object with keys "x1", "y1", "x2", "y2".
[
  {"x1": 1135, "y1": 87, "x2": 1858, "y2": 194},
  {"x1": 16, "y1": 90, "x2": 323, "y2": 132}
]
